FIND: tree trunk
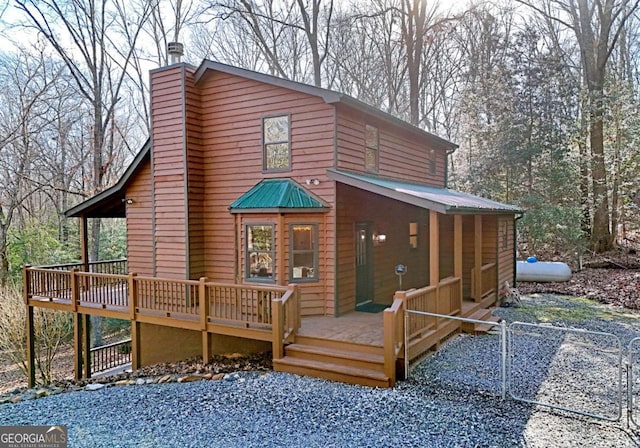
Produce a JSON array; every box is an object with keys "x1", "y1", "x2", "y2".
[{"x1": 588, "y1": 92, "x2": 612, "y2": 252}]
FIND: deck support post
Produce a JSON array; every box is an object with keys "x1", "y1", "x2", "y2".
[
  {"x1": 131, "y1": 321, "x2": 141, "y2": 370},
  {"x1": 26, "y1": 305, "x2": 36, "y2": 388},
  {"x1": 82, "y1": 314, "x2": 91, "y2": 379},
  {"x1": 73, "y1": 314, "x2": 83, "y2": 381},
  {"x1": 199, "y1": 277, "x2": 210, "y2": 363}
]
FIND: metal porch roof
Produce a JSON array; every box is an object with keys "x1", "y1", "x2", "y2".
[
  {"x1": 229, "y1": 179, "x2": 330, "y2": 213},
  {"x1": 327, "y1": 169, "x2": 523, "y2": 215}
]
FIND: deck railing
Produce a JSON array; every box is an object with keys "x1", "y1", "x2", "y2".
[
  {"x1": 135, "y1": 276, "x2": 199, "y2": 316},
  {"x1": 393, "y1": 276, "x2": 462, "y2": 365},
  {"x1": 24, "y1": 263, "x2": 300, "y2": 349},
  {"x1": 205, "y1": 282, "x2": 287, "y2": 326},
  {"x1": 471, "y1": 262, "x2": 497, "y2": 300},
  {"x1": 90, "y1": 339, "x2": 132, "y2": 374},
  {"x1": 272, "y1": 284, "x2": 300, "y2": 359}
]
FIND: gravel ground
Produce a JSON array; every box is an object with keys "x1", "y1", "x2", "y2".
[{"x1": 2, "y1": 294, "x2": 640, "y2": 447}]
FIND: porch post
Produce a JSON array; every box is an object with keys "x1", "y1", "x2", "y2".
[
  {"x1": 454, "y1": 215, "x2": 463, "y2": 297},
  {"x1": 474, "y1": 215, "x2": 483, "y2": 302},
  {"x1": 79, "y1": 215, "x2": 89, "y2": 272},
  {"x1": 26, "y1": 305, "x2": 36, "y2": 388},
  {"x1": 429, "y1": 210, "x2": 439, "y2": 285}
]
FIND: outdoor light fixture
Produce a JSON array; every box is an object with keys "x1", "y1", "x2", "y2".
[
  {"x1": 305, "y1": 178, "x2": 320, "y2": 186},
  {"x1": 123, "y1": 198, "x2": 134, "y2": 205},
  {"x1": 373, "y1": 232, "x2": 386, "y2": 246}
]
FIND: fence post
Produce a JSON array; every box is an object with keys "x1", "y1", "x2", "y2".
[
  {"x1": 71, "y1": 268, "x2": 79, "y2": 312},
  {"x1": 287, "y1": 284, "x2": 299, "y2": 331},
  {"x1": 128, "y1": 273, "x2": 138, "y2": 320},
  {"x1": 199, "y1": 277, "x2": 210, "y2": 363},
  {"x1": 501, "y1": 320, "x2": 508, "y2": 400},
  {"x1": 22, "y1": 265, "x2": 31, "y2": 305}
]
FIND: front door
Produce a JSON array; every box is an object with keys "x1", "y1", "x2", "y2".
[{"x1": 355, "y1": 222, "x2": 374, "y2": 306}]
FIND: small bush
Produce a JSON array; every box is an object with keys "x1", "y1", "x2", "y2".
[{"x1": 0, "y1": 284, "x2": 73, "y2": 386}]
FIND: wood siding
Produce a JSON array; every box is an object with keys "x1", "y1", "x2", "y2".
[
  {"x1": 335, "y1": 104, "x2": 447, "y2": 187},
  {"x1": 497, "y1": 216, "x2": 515, "y2": 287},
  {"x1": 462, "y1": 215, "x2": 475, "y2": 298},
  {"x1": 150, "y1": 65, "x2": 189, "y2": 279},
  {"x1": 197, "y1": 70, "x2": 337, "y2": 315},
  {"x1": 126, "y1": 160, "x2": 153, "y2": 276}
]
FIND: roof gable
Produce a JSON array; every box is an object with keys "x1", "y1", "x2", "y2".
[
  {"x1": 65, "y1": 140, "x2": 151, "y2": 218},
  {"x1": 194, "y1": 60, "x2": 457, "y2": 151}
]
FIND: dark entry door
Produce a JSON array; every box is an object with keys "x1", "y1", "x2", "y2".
[{"x1": 355, "y1": 223, "x2": 374, "y2": 306}]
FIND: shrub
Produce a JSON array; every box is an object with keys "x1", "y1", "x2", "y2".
[{"x1": 0, "y1": 284, "x2": 73, "y2": 386}]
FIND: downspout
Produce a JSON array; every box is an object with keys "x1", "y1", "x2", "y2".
[{"x1": 513, "y1": 213, "x2": 524, "y2": 286}]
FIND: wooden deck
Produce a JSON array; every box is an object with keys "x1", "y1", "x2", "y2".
[{"x1": 24, "y1": 260, "x2": 498, "y2": 388}]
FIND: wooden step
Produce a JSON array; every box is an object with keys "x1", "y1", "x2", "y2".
[
  {"x1": 284, "y1": 343, "x2": 385, "y2": 372},
  {"x1": 273, "y1": 356, "x2": 391, "y2": 388},
  {"x1": 294, "y1": 334, "x2": 383, "y2": 356},
  {"x1": 461, "y1": 308, "x2": 500, "y2": 334},
  {"x1": 473, "y1": 315, "x2": 501, "y2": 335}
]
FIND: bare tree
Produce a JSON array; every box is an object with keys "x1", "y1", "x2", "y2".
[
  {"x1": 210, "y1": 0, "x2": 333, "y2": 86},
  {"x1": 15, "y1": 0, "x2": 152, "y2": 258}
]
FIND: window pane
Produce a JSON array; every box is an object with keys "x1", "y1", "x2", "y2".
[
  {"x1": 365, "y1": 125, "x2": 378, "y2": 149},
  {"x1": 292, "y1": 253, "x2": 314, "y2": 279},
  {"x1": 249, "y1": 252, "x2": 273, "y2": 278},
  {"x1": 264, "y1": 116, "x2": 289, "y2": 143},
  {"x1": 266, "y1": 143, "x2": 289, "y2": 169},
  {"x1": 248, "y1": 225, "x2": 272, "y2": 251},
  {"x1": 293, "y1": 225, "x2": 313, "y2": 250}
]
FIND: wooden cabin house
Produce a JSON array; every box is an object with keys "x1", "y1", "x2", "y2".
[{"x1": 24, "y1": 59, "x2": 522, "y2": 388}]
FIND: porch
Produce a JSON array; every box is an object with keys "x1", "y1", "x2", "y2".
[{"x1": 23, "y1": 259, "x2": 499, "y2": 388}]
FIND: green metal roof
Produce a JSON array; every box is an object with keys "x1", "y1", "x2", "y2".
[
  {"x1": 229, "y1": 179, "x2": 330, "y2": 213},
  {"x1": 327, "y1": 169, "x2": 523, "y2": 215}
]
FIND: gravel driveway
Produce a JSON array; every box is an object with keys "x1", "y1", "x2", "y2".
[{"x1": 2, "y1": 294, "x2": 640, "y2": 448}]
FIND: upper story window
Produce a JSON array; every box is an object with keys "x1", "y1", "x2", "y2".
[
  {"x1": 246, "y1": 224, "x2": 274, "y2": 281},
  {"x1": 365, "y1": 124, "x2": 379, "y2": 172},
  {"x1": 263, "y1": 115, "x2": 290, "y2": 171},
  {"x1": 428, "y1": 149, "x2": 436, "y2": 175}
]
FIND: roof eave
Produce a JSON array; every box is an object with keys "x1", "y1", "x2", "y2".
[
  {"x1": 65, "y1": 140, "x2": 151, "y2": 218},
  {"x1": 229, "y1": 207, "x2": 330, "y2": 214}
]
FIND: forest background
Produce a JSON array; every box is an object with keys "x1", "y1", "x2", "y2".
[{"x1": 0, "y1": 0, "x2": 639, "y2": 287}]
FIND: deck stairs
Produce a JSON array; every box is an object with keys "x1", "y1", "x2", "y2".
[
  {"x1": 272, "y1": 334, "x2": 391, "y2": 388},
  {"x1": 461, "y1": 299, "x2": 501, "y2": 335}
]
